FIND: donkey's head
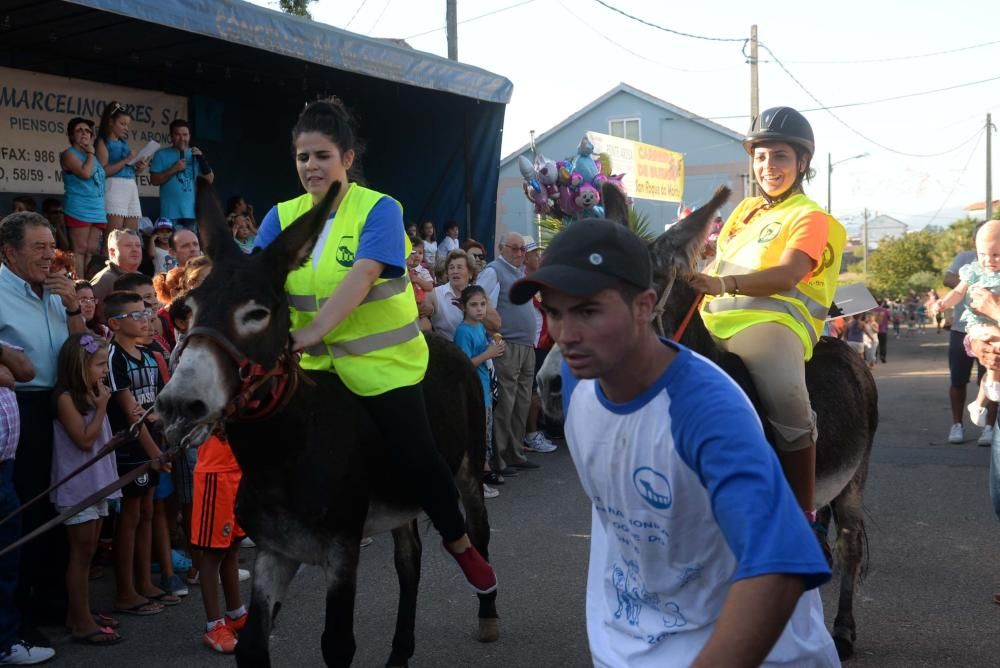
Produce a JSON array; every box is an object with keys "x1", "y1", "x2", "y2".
[
  {"x1": 156, "y1": 181, "x2": 340, "y2": 447},
  {"x1": 649, "y1": 185, "x2": 731, "y2": 338}
]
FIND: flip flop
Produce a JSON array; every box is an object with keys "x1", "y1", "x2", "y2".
[
  {"x1": 146, "y1": 591, "x2": 181, "y2": 606},
  {"x1": 92, "y1": 611, "x2": 120, "y2": 629},
  {"x1": 71, "y1": 628, "x2": 123, "y2": 645},
  {"x1": 114, "y1": 600, "x2": 163, "y2": 616}
]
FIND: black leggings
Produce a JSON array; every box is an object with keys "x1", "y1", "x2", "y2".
[{"x1": 358, "y1": 383, "x2": 466, "y2": 543}]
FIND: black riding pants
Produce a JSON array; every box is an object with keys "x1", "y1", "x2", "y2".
[{"x1": 357, "y1": 383, "x2": 466, "y2": 543}]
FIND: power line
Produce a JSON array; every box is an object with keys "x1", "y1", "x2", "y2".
[
  {"x1": 557, "y1": 0, "x2": 740, "y2": 74},
  {"x1": 925, "y1": 131, "x2": 984, "y2": 226},
  {"x1": 403, "y1": 0, "x2": 538, "y2": 40},
  {"x1": 702, "y1": 74, "x2": 1000, "y2": 120},
  {"x1": 344, "y1": 0, "x2": 369, "y2": 30},
  {"x1": 757, "y1": 42, "x2": 980, "y2": 158},
  {"x1": 590, "y1": 0, "x2": 746, "y2": 42},
  {"x1": 778, "y1": 39, "x2": 1000, "y2": 66},
  {"x1": 369, "y1": 0, "x2": 392, "y2": 32}
]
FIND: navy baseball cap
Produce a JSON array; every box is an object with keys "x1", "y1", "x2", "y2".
[{"x1": 509, "y1": 219, "x2": 652, "y2": 305}]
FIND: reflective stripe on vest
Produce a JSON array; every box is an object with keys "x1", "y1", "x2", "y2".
[
  {"x1": 703, "y1": 296, "x2": 819, "y2": 346},
  {"x1": 277, "y1": 185, "x2": 427, "y2": 395},
  {"x1": 287, "y1": 275, "x2": 411, "y2": 312},
  {"x1": 713, "y1": 260, "x2": 830, "y2": 320}
]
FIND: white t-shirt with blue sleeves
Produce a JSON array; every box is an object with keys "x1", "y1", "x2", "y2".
[{"x1": 562, "y1": 341, "x2": 839, "y2": 667}]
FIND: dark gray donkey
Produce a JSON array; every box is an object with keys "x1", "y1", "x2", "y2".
[
  {"x1": 156, "y1": 183, "x2": 498, "y2": 667},
  {"x1": 537, "y1": 185, "x2": 878, "y2": 660}
]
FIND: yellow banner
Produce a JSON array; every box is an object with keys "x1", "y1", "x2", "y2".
[{"x1": 586, "y1": 131, "x2": 684, "y2": 203}]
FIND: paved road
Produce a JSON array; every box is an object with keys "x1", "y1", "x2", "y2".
[{"x1": 55, "y1": 329, "x2": 1000, "y2": 666}]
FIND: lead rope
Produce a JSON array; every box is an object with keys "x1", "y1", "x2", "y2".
[{"x1": 0, "y1": 404, "x2": 154, "y2": 528}]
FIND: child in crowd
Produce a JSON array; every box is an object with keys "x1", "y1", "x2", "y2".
[
  {"x1": 147, "y1": 218, "x2": 176, "y2": 274},
  {"x1": 75, "y1": 281, "x2": 110, "y2": 340},
  {"x1": 105, "y1": 291, "x2": 179, "y2": 616},
  {"x1": 113, "y1": 272, "x2": 170, "y2": 353},
  {"x1": 407, "y1": 238, "x2": 434, "y2": 332},
  {"x1": 934, "y1": 221, "x2": 1000, "y2": 427},
  {"x1": 191, "y1": 435, "x2": 247, "y2": 654},
  {"x1": 453, "y1": 285, "x2": 505, "y2": 499},
  {"x1": 109, "y1": 274, "x2": 189, "y2": 598},
  {"x1": 52, "y1": 333, "x2": 123, "y2": 645},
  {"x1": 228, "y1": 212, "x2": 256, "y2": 254}
]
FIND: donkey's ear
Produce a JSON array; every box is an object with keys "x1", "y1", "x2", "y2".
[
  {"x1": 196, "y1": 178, "x2": 240, "y2": 262},
  {"x1": 652, "y1": 185, "x2": 732, "y2": 273},
  {"x1": 601, "y1": 182, "x2": 630, "y2": 227},
  {"x1": 262, "y1": 182, "x2": 341, "y2": 275}
]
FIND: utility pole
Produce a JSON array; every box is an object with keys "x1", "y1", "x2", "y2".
[
  {"x1": 749, "y1": 25, "x2": 759, "y2": 198},
  {"x1": 988, "y1": 113, "x2": 994, "y2": 221},
  {"x1": 446, "y1": 0, "x2": 457, "y2": 61},
  {"x1": 862, "y1": 208, "x2": 870, "y2": 277}
]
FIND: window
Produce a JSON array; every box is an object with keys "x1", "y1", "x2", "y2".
[{"x1": 609, "y1": 118, "x2": 641, "y2": 141}]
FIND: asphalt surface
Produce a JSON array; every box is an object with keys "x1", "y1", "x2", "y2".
[{"x1": 52, "y1": 328, "x2": 1000, "y2": 667}]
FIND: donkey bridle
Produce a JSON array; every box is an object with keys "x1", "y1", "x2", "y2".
[
  {"x1": 653, "y1": 270, "x2": 704, "y2": 343},
  {"x1": 178, "y1": 325, "x2": 305, "y2": 422}
]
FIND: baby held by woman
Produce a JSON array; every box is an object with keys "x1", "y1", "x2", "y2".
[{"x1": 935, "y1": 221, "x2": 1000, "y2": 426}]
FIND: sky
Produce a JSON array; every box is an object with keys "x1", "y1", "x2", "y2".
[{"x1": 249, "y1": 0, "x2": 999, "y2": 232}]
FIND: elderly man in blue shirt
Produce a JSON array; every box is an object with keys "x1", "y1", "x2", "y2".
[{"x1": 0, "y1": 210, "x2": 86, "y2": 655}]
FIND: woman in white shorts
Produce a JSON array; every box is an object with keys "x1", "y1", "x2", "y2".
[{"x1": 96, "y1": 100, "x2": 148, "y2": 233}]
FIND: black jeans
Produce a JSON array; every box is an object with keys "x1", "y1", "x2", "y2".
[
  {"x1": 0, "y1": 462, "x2": 21, "y2": 654},
  {"x1": 877, "y1": 332, "x2": 887, "y2": 363},
  {"x1": 358, "y1": 384, "x2": 466, "y2": 543},
  {"x1": 13, "y1": 391, "x2": 68, "y2": 631}
]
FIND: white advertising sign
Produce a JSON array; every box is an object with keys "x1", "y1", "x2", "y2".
[{"x1": 0, "y1": 66, "x2": 188, "y2": 196}]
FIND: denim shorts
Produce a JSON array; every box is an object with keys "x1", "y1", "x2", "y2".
[{"x1": 58, "y1": 499, "x2": 109, "y2": 526}]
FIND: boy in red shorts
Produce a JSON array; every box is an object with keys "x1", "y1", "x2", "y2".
[{"x1": 191, "y1": 434, "x2": 247, "y2": 653}]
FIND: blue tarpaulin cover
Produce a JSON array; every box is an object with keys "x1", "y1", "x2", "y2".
[{"x1": 64, "y1": 0, "x2": 513, "y2": 104}]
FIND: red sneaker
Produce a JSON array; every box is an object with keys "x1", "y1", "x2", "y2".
[
  {"x1": 203, "y1": 624, "x2": 238, "y2": 653},
  {"x1": 444, "y1": 542, "x2": 497, "y2": 594},
  {"x1": 225, "y1": 612, "x2": 248, "y2": 634}
]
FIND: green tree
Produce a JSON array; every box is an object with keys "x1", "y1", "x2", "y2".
[
  {"x1": 867, "y1": 230, "x2": 939, "y2": 297},
  {"x1": 278, "y1": 0, "x2": 317, "y2": 18},
  {"x1": 931, "y1": 216, "x2": 976, "y2": 273}
]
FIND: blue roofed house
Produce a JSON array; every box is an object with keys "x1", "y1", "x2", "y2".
[{"x1": 497, "y1": 83, "x2": 748, "y2": 241}]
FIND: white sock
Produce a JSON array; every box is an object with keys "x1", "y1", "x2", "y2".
[
  {"x1": 226, "y1": 606, "x2": 247, "y2": 619},
  {"x1": 206, "y1": 618, "x2": 225, "y2": 632}
]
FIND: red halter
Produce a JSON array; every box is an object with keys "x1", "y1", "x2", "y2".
[{"x1": 176, "y1": 326, "x2": 302, "y2": 422}]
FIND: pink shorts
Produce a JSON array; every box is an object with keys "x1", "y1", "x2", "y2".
[{"x1": 64, "y1": 214, "x2": 106, "y2": 229}]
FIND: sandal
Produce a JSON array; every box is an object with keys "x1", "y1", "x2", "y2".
[
  {"x1": 71, "y1": 628, "x2": 123, "y2": 645},
  {"x1": 92, "y1": 612, "x2": 120, "y2": 629},
  {"x1": 146, "y1": 591, "x2": 181, "y2": 606},
  {"x1": 114, "y1": 600, "x2": 163, "y2": 616}
]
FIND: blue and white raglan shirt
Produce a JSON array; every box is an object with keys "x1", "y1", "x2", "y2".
[{"x1": 562, "y1": 341, "x2": 839, "y2": 668}]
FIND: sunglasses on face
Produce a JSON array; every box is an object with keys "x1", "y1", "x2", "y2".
[
  {"x1": 109, "y1": 309, "x2": 153, "y2": 322},
  {"x1": 470, "y1": 253, "x2": 484, "y2": 260}
]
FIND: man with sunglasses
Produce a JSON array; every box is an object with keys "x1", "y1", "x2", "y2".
[
  {"x1": 477, "y1": 232, "x2": 542, "y2": 476},
  {"x1": 150, "y1": 119, "x2": 214, "y2": 237}
]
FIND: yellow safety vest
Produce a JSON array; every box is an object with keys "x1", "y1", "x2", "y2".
[
  {"x1": 277, "y1": 183, "x2": 428, "y2": 396},
  {"x1": 700, "y1": 193, "x2": 846, "y2": 360}
]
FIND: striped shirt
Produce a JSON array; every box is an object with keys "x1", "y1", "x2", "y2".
[{"x1": 0, "y1": 340, "x2": 22, "y2": 461}]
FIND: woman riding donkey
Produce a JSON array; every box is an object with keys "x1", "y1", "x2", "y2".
[
  {"x1": 691, "y1": 107, "x2": 846, "y2": 541},
  {"x1": 253, "y1": 98, "x2": 496, "y2": 594}
]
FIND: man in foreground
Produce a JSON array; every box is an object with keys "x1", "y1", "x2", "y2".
[{"x1": 510, "y1": 219, "x2": 838, "y2": 667}]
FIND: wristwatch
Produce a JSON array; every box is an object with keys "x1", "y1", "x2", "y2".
[{"x1": 65, "y1": 307, "x2": 82, "y2": 316}]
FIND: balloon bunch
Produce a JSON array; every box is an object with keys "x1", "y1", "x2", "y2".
[{"x1": 518, "y1": 135, "x2": 629, "y2": 221}]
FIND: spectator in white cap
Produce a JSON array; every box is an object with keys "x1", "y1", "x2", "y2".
[{"x1": 148, "y1": 218, "x2": 175, "y2": 274}]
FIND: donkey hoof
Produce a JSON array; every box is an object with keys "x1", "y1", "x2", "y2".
[
  {"x1": 833, "y1": 635, "x2": 854, "y2": 661},
  {"x1": 477, "y1": 617, "x2": 499, "y2": 643}
]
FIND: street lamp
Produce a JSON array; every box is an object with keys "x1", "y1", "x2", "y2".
[{"x1": 827, "y1": 152, "x2": 870, "y2": 213}]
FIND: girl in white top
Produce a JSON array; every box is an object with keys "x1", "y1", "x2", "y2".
[{"x1": 420, "y1": 221, "x2": 438, "y2": 268}]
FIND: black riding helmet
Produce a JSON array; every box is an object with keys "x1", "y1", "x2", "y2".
[{"x1": 743, "y1": 107, "x2": 815, "y2": 156}]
